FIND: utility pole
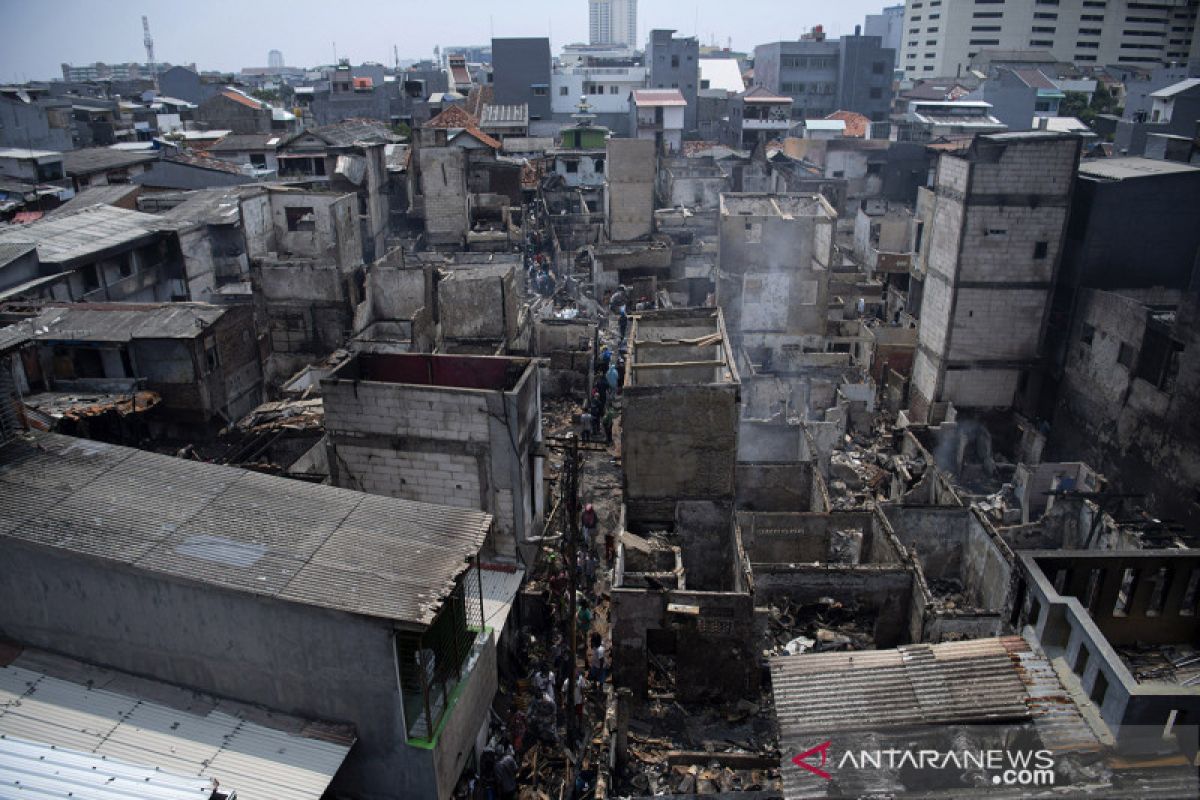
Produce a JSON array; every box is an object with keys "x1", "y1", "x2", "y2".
[{"x1": 564, "y1": 433, "x2": 580, "y2": 750}]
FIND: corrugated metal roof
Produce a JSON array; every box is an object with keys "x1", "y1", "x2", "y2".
[
  {"x1": 0, "y1": 736, "x2": 215, "y2": 799},
  {"x1": 1079, "y1": 156, "x2": 1199, "y2": 181},
  {"x1": 1150, "y1": 77, "x2": 1200, "y2": 99},
  {"x1": 16, "y1": 303, "x2": 228, "y2": 343},
  {"x1": 0, "y1": 240, "x2": 36, "y2": 267},
  {"x1": 631, "y1": 88, "x2": 687, "y2": 107},
  {"x1": 466, "y1": 564, "x2": 525, "y2": 636},
  {"x1": 61, "y1": 147, "x2": 157, "y2": 176},
  {"x1": 0, "y1": 431, "x2": 493, "y2": 626},
  {"x1": 771, "y1": 637, "x2": 1032, "y2": 738},
  {"x1": 45, "y1": 184, "x2": 140, "y2": 218},
  {"x1": 0, "y1": 204, "x2": 163, "y2": 265},
  {"x1": 480, "y1": 103, "x2": 529, "y2": 126},
  {"x1": 0, "y1": 662, "x2": 353, "y2": 800}
]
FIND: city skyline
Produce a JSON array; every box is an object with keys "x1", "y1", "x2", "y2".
[{"x1": 1, "y1": 0, "x2": 892, "y2": 82}]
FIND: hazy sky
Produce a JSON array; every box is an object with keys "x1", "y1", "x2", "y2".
[{"x1": 0, "y1": 0, "x2": 892, "y2": 82}]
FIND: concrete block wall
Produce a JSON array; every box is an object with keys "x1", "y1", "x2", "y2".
[
  {"x1": 605, "y1": 138, "x2": 656, "y2": 241},
  {"x1": 946, "y1": 287, "x2": 1050, "y2": 362},
  {"x1": 419, "y1": 147, "x2": 469, "y2": 245},
  {"x1": 322, "y1": 359, "x2": 542, "y2": 559}
]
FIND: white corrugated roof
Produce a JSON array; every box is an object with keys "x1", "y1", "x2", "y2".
[
  {"x1": 1150, "y1": 77, "x2": 1200, "y2": 99},
  {"x1": 0, "y1": 736, "x2": 215, "y2": 799},
  {"x1": 467, "y1": 564, "x2": 526, "y2": 636},
  {"x1": 0, "y1": 663, "x2": 354, "y2": 800}
]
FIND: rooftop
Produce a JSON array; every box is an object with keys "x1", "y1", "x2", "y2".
[
  {"x1": 0, "y1": 649, "x2": 354, "y2": 800},
  {"x1": 741, "y1": 85, "x2": 792, "y2": 104},
  {"x1": 0, "y1": 204, "x2": 164, "y2": 265},
  {"x1": 804, "y1": 119, "x2": 846, "y2": 132},
  {"x1": 1150, "y1": 77, "x2": 1200, "y2": 99},
  {"x1": 631, "y1": 88, "x2": 687, "y2": 107},
  {"x1": 9, "y1": 302, "x2": 231, "y2": 343},
  {"x1": 1011, "y1": 67, "x2": 1060, "y2": 91},
  {"x1": 824, "y1": 110, "x2": 871, "y2": 138},
  {"x1": 206, "y1": 133, "x2": 284, "y2": 152},
  {"x1": 480, "y1": 103, "x2": 529, "y2": 126},
  {"x1": 424, "y1": 104, "x2": 479, "y2": 130},
  {"x1": 1078, "y1": 156, "x2": 1199, "y2": 181},
  {"x1": 60, "y1": 147, "x2": 157, "y2": 176},
  {"x1": 0, "y1": 431, "x2": 493, "y2": 626},
  {"x1": 0, "y1": 241, "x2": 36, "y2": 269},
  {"x1": 0, "y1": 147, "x2": 62, "y2": 160},
  {"x1": 44, "y1": 184, "x2": 140, "y2": 218},
  {"x1": 309, "y1": 118, "x2": 395, "y2": 148}
]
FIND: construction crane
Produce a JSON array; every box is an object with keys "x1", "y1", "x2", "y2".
[{"x1": 142, "y1": 15, "x2": 157, "y2": 88}]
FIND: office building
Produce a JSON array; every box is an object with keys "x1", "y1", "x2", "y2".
[
  {"x1": 589, "y1": 0, "x2": 638, "y2": 47},
  {"x1": 898, "y1": 0, "x2": 1200, "y2": 77}
]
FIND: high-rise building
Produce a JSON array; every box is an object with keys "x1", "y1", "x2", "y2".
[
  {"x1": 589, "y1": 0, "x2": 637, "y2": 48},
  {"x1": 865, "y1": 4, "x2": 904, "y2": 64},
  {"x1": 268, "y1": 49, "x2": 284, "y2": 69},
  {"x1": 898, "y1": 0, "x2": 1199, "y2": 78}
]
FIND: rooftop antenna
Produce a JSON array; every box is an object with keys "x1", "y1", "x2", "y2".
[
  {"x1": 142, "y1": 15, "x2": 157, "y2": 90},
  {"x1": 394, "y1": 44, "x2": 399, "y2": 70},
  {"x1": 333, "y1": 41, "x2": 338, "y2": 64}
]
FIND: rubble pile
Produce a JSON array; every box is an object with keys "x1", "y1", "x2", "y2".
[
  {"x1": 621, "y1": 697, "x2": 783, "y2": 796},
  {"x1": 766, "y1": 597, "x2": 874, "y2": 656},
  {"x1": 1117, "y1": 643, "x2": 1200, "y2": 687}
]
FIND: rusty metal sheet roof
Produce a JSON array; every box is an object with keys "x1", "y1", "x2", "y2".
[
  {"x1": 0, "y1": 432, "x2": 493, "y2": 626},
  {"x1": 771, "y1": 637, "x2": 1032, "y2": 738}
]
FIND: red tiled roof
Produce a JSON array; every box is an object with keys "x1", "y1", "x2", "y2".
[
  {"x1": 824, "y1": 110, "x2": 871, "y2": 138},
  {"x1": 450, "y1": 127, "x2": 502, "y2": 150},
  {"x1": 220, "y1": 89, "x2": 264, "y2": 110},
  {"x1": 425, "y1": 105, "x2": 479, "y2": 130}
]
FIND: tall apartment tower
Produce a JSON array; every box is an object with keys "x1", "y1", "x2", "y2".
[
  {"x1": 589, "y1": 0, "x2": 638, "y2": 47},
  {"x1": 899, "y1": 0, "x2": 1199, "y2": 78},
  {"x1": 268, "y1": 49, "x2": 284, "y2": 69},
  {"x1": 910, "y1": 132, "x2": 1083, "y2": 420}
]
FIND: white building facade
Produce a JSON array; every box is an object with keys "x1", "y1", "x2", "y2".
[{"x1": 898, "y1": 0, "x2": 1198, "y2": 77}]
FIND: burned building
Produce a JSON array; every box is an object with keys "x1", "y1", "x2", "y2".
[
  {"x1": 910, "y1": 132, "x2": 1082, "y2": 420},
  {"x1": 717, "y1": 193, "x2": 836, "y2": 357},
  {"x1": 0, "y1": 205, "x2": 194, "y2": 303},
  {"x1": 4, "y1": 302, "x2": 263, "y2": 434},
  {"x1": 322, "y1": 353, "x2": 542, "y2": 560},
  {"x1": 275, "y1": 119, "x2": 394, "y2": 263},
  {"x1": 621, "y1": 308, "x2": 740, "y2": 527},
  {"x1": 604, "y1": 137, "x2": 656, "y2": 242}
]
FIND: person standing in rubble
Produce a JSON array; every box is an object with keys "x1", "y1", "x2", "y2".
[
  {"x1": 588, "y1": 632, "x2": 607, "y2": 690},
  {"x1": 602, "y1": 403, "x2": 616, "y2": 446},
  {"x1": 494, "y1": 743, "x2": 518, "y2": 800},
  {"x1": 606, "y1": 359, "x2": 619, "y2": 396},
  {"x1": 609, "y1": 285, "x2": 627, "y2": 314},
  {"x1": 617, "y1": 307, "x2": 629, "y2": 342},
  {"x1": 581, "y1": 503, "x2": 597, "y2": 548}
]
